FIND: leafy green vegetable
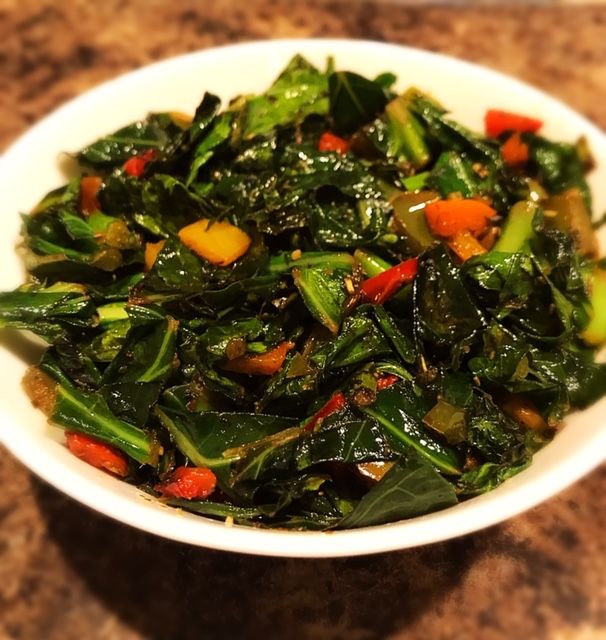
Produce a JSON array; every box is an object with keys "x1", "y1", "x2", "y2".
[
  {"x1": 329, "y1": 71, "x2": 388, "y2": 134},
  {"x1": 293, "y1": 267, "x2": 349, "y2": 334},
  {"x1": 361, "y1": 381, "x2": 462, "y2": 475},
  {"x1": 414, "y1": 245, "x2": 484, "y2": 349},
  {"x1": 3, "y1": 54, "x2": 605, "y2": 531},
  {"x1": 39, "y1": 358, "x2": 159, "y2": 465},
  {"x1": 244, "y1": 55, "x2": 328, "y2": 138},
  {"x1": 338, "y1": 457, "x2": 458, "y2": 528},
  {"x1": 0, "y1": 283, "x2": 96, "y2": 340}
]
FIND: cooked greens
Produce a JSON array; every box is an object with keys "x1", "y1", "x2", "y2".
[{"x1": 2, "y1": 55, "x2": 605, "y2": 531}]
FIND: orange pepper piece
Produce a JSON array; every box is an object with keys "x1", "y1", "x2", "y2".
[
  {"x1": 80, "y1": 176, "x2": 102, "y2": 215},
  {"x1": 223, "y1": 341, "x2": 295, "y2": 376},
  {"x1": 424, "y1": 199, "x2": 496, "y2": 238},
  {"x1": 178, "y1": 219, "x2": 252, "y2": 266},
  {"x1": 144, "y1": 240, "x2": 165, "y2": 271},
  {"x1": 447, "y1": 230, "x2": 488, "y2": 262}
]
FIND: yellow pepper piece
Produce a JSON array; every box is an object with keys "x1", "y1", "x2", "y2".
[
  {"x1": 144, "y1": 240, "x2": 165, "y2": 271},
  {"x1": 178, "y1": 219, "x2": 252, "y2": 266},
  {"x1": 169, "y1": 111, "x2": 193, "y2": 128}
]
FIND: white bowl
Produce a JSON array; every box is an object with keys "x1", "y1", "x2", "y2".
[{"x1": 1, "y1": 39, "x2": 605, "y2": 558}]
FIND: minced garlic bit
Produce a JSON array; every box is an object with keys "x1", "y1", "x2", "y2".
[
  {"x1": 344, "y1": 277, "x2": 355, "y2": 294},
  {"x1": 225, "y1": 516, "x2": 234, "y2": 527},
  {"x1": 291, "y1": 249, "x2": 302, "y2": 260}
]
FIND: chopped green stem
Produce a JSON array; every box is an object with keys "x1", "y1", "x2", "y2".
[
  {"x1": 54, "y1": 385, "x2": 158, "y2": 465},
  {"x1": 268, "y1": 251, "x2": 354, "y2": 274},
  {"x1": 493, "y1": 201, "x2": 538, "y2": 253}
]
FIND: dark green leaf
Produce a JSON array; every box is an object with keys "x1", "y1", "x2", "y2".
[
  {"x1": 338, "y1": 457, "x2": 458, "y2": 528},
  {"x1": 361, "y1": 381, "x2": 462, "y2": 475},
  {"x1": 329, "y1": 71, "x2": 388, "y2": 134}
]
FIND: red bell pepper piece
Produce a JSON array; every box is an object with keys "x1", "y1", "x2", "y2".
[
  {"x1": 318, "y1": 132, "x2": 350, "y2": 155},
  {"x1": 376, "y1": 374, "x2": 399, "y2": 390},
  {"x1": 154, "y1": 466, "x2": 217, "y2": 500},
  {"x1": 304, "y1": 392, "x2": 347, "y2": 432},
  {"x1": 65, "y1": 431, "x2": 129, "y2": 477},
  {"x1": 222, "y1": 341, "x2": 295, "y2": 376},
  {"x1": 123, "y1": 149, "x2": 157, "y2": 178},
  {"x1": 500, "y1": 132, "x2": 530, "y2": 166},
  {"x1": 484, "y1": 109, "x2": 543, "y2": 138},
  {"x1": 360, "y1": 257, "x2": 419, "y2": 305}
]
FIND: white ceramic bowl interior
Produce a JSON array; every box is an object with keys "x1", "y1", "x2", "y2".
[{"x1": 1, "y1": 39, "x2": 605, "y2": 558}]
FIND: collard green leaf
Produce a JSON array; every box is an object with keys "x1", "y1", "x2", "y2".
[
  {"x1": 164, "y1": 498, "x2": 261, "y2": 524},
  {"x1": 384, "y1": 93, "x2": 431, "y2": 168},
  {"x1": 187, "y1": 112, "x2": 234, "y2": 185},
  {"x1": 154, "y1": 407, "x2": 297, "y2": 470},
  {"x1": 457, "y1": 458, "x2": 530, "y2": 496},
  {"x1": 338, "y1": 457, "x2": 458, "y2": 529},
  {"x1": 244, "y1": 55, "x2": 329, "y2": 138},
  {"x1": 467, "y1": 393, "x2": 526, "y2": 464},
  {"x1": 138, "y1": 174, "x2": 213, "y2": 236},
  {"x1": 526, "y1": 134, "x2": 591, "y2": 211},
  {"x1": 371, "y1": 305, "x2": 416, "y2": 364},
  {"x1": 293, "y1": 267, "x2": 348, "y2": 334},
  {"x1": 0, "y1": 282, "x2": 96, "y2": 340},
  {"x1": 46, "y1": 336, "x2": 102, "y2": 390},
  {"x1": 429, "y1": 151, "x2": 487, "y2": 199},
  {"x1": 309, "y1": 308, "x2": 391, "y2": 371},
  {"x1": 39, "y1": 358, "x2": 159, "y2": 465},
  {"x1": 296, "y1": 419, "x2": 393, "y2": 469},
  {"x1": 101, "y1": 381, "x2": 162, "y2": 428},
  {"x1": 77, "y1": 113, "x2": 184, "y2": 170},
  {"x1": 103, "y1": 316, "x2": 179, "y2": 384},
  {"x1": 361, "y1": 381, "x2": 462, "y2": 475},
  {"x1": 414, "y1": 245, "x2": 484, "y2": 349},
  {"x1": 232, "y1": 418, "x2": 392, "y2": 487},
  {"x1": 411, "y1": 94, "x2": 500, "y2": 165},
  {"x1": 329, "y1": 71, "x2": 388, "y2": 134}
]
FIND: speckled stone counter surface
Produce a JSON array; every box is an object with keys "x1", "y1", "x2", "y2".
[{"x1": 1, "y1": 2, "x2": 606, "y2": 639}]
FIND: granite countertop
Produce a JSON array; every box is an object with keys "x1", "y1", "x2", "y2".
[{"x1": 1, "y1": 2, "x2": 606, "y2": 639}]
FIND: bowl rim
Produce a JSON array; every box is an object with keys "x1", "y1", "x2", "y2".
[{"x1": 1, "y1": 38, "x2": 606, "y2": 558}]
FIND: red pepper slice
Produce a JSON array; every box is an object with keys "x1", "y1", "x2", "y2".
[
  {"x1": 318, "y1": 132, "x2": 350, "y2": 155},
  {"x1": 360, "y1": 257, "x2": 419, "y2": 305},
  {"x1": 304, "y1": 392, "x2": 347, "y2": 432},
  {"x1": 500, "y1": 132, "x2": 530, "y2": 167},
  {"x1": 376, "y1": 374, "x2": 399, "y2": 390},
  {"x1": 222, "y1": 341, "x2": 295, "y2": 376},
  {"x1": 65, "y1": 432, "x2": 129, "y2": 477},
  {"x1": 154, "y1": 466, "x2": 217, "y2": 500},
  {"x1": 484, "y1": 109, "x2": 543, "y2": 138},
  {"x1": 123, "y1": 149, "x2": 157, "y2": 178}
]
